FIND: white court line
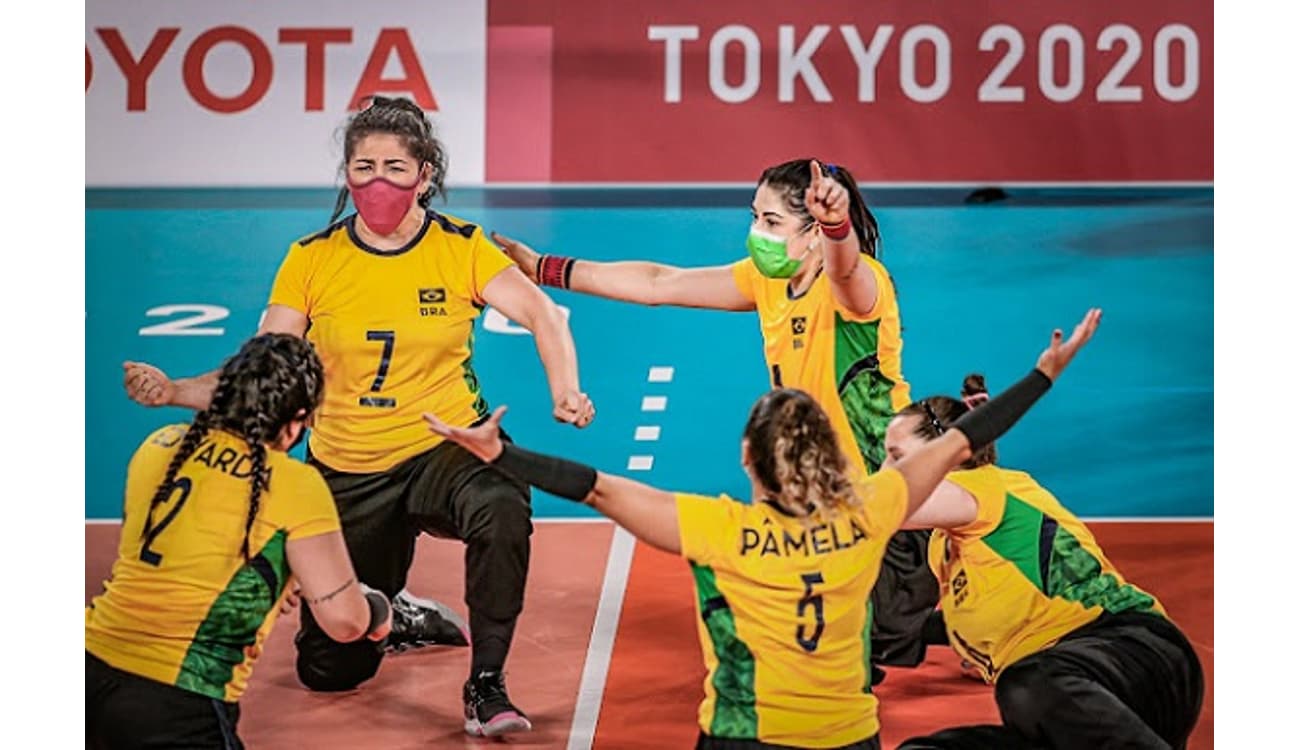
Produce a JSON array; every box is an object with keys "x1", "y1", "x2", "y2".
[
  {"x1": 566, "y1": 526, "x2": 637, "y2": 750},
  {"x1": 634, "y1": 426, "x2": 661, "y2": 441},
  {"x1": 627, "y1": 456, "x2": 654, "y2": 471},
  {"x1": 647, "y1": 366, "x2": 675, "y2": 383},
  {"x1": 640, "y1": 396, "x2": 667, "y2": 412}
]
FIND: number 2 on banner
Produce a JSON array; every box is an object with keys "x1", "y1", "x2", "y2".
[
  {"x1": 976, "y1": 23, "x2": 1199, "y2": 104},
  {"x1": 138, "y1": 304, "x2": 229, "y2": 336}
]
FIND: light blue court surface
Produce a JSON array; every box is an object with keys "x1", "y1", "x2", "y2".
[{"x1": 86, "y1": 188, "x2": 1212, "y2": 520}]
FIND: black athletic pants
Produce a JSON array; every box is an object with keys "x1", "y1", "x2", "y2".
[
  {"x1": 294, "y1": 438, "x2": 532, "y2": 691},
  {"x1": 897, "y1": 612, "x2": 1204, "y2": 750},
  {"x1": 870, "y1": 528, "x2": 941, "y2": 668},
  {"x1": 86, "y1": 651, "x2": 243, "y2": 750}
]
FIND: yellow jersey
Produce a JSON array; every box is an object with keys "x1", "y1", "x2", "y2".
[
  {"x1": 85, "y1": 424, "x2": 341, "y2": 702},
  {"x1": 732, "y1": 256, "x2": 910, "y2": 477},
  {"x1": 269, "y1": 211, "x2": 515, "y2": 473},
  {"x1": 675, "y1": 468, "x2": 909, "y2": 747},
  {"x1": 930, "y1": 465, "x2": 1166, "y2": 683}
]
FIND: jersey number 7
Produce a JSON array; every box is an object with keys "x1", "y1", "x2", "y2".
[{"x1": 360, "y1": 330, "x2": 397, "y2": 408}]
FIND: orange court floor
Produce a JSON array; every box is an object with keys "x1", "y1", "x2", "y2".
[{"x1": 84, "y1": 520, "x2": 1213, "y2": 749}]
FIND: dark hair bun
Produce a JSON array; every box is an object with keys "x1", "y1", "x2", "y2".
[{"x1": 960, "y1": 373, "x2": 988, "y2": 398}]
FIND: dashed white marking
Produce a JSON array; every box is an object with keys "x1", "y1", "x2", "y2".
[
  {"x1": 647, "y1": 366, "x2": 675, "y2": 383},
  {"x1": 640, "y1": 396, "x2": 667, "y2": 412},
  {"x1": 634, "y1": 426, "x2": 661, "y2": 441},
  {"x1": 627, "y1": 456, "x2": 654, "y2": 471}
]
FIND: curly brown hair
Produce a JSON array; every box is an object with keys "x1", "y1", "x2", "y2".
[{"x1": 744, "y1": 388, "x2": 859, "y2": 519}]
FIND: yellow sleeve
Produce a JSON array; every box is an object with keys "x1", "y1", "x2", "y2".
[
  {"x1": 267, "y1": 242, "x2": 312, "y2": 315},
  {"x1": 945, "y1": 469, "x2": 1006, "y2": 539},
  {"x1": 835, "y1": 256, "x2": 896, "y2": 323},
  {"x1": 470, "y1": 227, "x2": 516, "y2": 304},
  {"x1": 730, "y1": 258, "x2": 757, "y2": 303},
  {"x1": 858, "y1": 468, "x2": 909, "y2": 538},
  {"x1": 676, "y1": 492, "x2": 747, "y2": 569},
  {"x1": 284, "y1": 465, "x2": 342, "y2": 541}
]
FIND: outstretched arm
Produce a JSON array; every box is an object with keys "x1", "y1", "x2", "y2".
[
  {"x1": 123, "y1": 304, "x2": 309, "y2": 410},
  {"x1": 423, "y1": 407, "x2": 682, "y2": 553},
  {"x1": 492, "y1": 232, "x2": 755, "y2": 312},
  {"x1": 892, "y1": 308, "x2": 1103, "y2": 518}
]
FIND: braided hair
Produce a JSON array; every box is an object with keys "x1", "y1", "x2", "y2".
[
  {"x1": 143, "y1": 334, "x2": 325, "y2": 560},
  {"x1": 328, "y1": 95, "x2": 449, "y2": 225}
]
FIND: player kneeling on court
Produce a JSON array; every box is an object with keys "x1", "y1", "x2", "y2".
[
  {"x1": 889, "y1": 364, "x2": 1203, "y2": 750},
  {"x1": 425, "y1": 311, "x2": 1102, "y2": 749},
  {"x1": 87, "y1": 335, "x2": 392, "y2": 750}
]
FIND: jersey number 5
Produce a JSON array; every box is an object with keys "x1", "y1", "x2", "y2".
[
  {"x1": 360, "y1": 330, "x2": 397, "y2": 408},
  {"x1": 140, "y1": 477, "x2": 194, "y2": 566},
  {"x1": 796, "y1": 572, "x2": 826, "y2": 652}
]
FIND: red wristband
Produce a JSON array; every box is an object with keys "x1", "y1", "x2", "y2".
[
  {"x1": 820, "y1": 219, "x2": 852, "y2": 241},
  {"x1": 539, "y1": 255, "x2": 575, "y2": 288}
]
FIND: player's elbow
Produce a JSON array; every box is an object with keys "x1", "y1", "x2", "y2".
[{"x1": 313, "y1": 603, "x2": 370, "y2": 643}]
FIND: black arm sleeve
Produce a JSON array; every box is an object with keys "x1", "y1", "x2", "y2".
[
  {"x1": 492, "y1": 443, "x2": 598, "y2": 502},
  {"x1": 950, "y1": 369, "x2": 1053, "y2": 451}
]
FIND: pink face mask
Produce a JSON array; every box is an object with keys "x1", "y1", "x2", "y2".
[{"x1": 347, "y1": 175, "x2": 421, "y2": 235}]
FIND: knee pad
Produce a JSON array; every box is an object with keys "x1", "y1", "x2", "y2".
[{"x1": 295, "y1": 643, "x2": 382, "y2": 692}]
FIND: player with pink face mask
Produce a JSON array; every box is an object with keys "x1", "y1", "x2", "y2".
[{"x1": 121, "y1": 96, "x2": 591, "y2": 737}]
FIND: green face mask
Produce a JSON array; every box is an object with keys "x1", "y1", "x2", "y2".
[{"x1": 746, "y1": 227, "x2": 804, "y2": 279}]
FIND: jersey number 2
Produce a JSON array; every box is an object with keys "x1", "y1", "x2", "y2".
[
  {"x1": 140, "y1": 477, "x2": 193, "y2": 566},
  {"x1": 360, "y1": 330, "x2": 397, "y2": 408},
  {"x1": 796, "y1": 572, "x2": 826, "y2": 652}
]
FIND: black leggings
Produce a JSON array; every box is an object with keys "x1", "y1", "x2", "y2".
[
  {"x1": 870, "y1": 529, "x2": 941, "y2": 668},
  {"x1": 295, "y1": 438, "x2": 532, "y2": 691},
  {"x1": 86, "y1": 651, "x2": 243, "y2": 750},
  {"x1": 898, "y1": 612, "x2": 1204, "y2": 750}
]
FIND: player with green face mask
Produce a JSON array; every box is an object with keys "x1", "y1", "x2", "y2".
[{"x1": 492, "y1": 159, "x2": 941, "y2": 687}]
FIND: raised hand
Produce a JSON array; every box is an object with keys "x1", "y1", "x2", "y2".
[
  {"x1": 804, "y1": 160, "x2": 850, "y2": 228},
  {"x1": 490, "y1": 232, "x2": 542, "y2": 285},
  {"x1": 1036, "y1": 308, "x2": 1103, "y2": 381},
  {"x1": 123, "y1": 361, "x2": 176, "y2": 407},
  {"x1": 424, "y1": 406, "x2": 508, "y2": 463}
]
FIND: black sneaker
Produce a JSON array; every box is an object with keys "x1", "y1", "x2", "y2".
[
  {"x1": 385, "y1": 590, "x2": 469, "y2": 653},
  {"x1": 463, "y1": 670, "x2": 532, "y2": 737}
]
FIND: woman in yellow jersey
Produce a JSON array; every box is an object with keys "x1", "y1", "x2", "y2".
[
  {"x1": 492, "y1": 159, "x2": 937, "y2": 678},
  {"x1": 121, "y1": 96, "x2": 592, "y2": 737},
  {"x1": 424, "y1": 311, "x2": 1101, "y2": 750},
  {"x1": 884, "y1": 374, "x2": 1204, "y2": 750},
  {"x1": 88, "y1": 335, "x2": 393, "y2": 750}
]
